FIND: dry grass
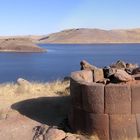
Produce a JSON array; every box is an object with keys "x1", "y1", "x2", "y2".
[{"x1": 0, "y1": 80, "x2": 70, "y2": 109}]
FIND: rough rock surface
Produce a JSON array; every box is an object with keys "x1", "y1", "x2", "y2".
[
  {"x1": 82, "y1": 83, "x2": 104, "y2": 113},
  {"x1": 105, "y1": 83, "x2": 131, "y2": 114},
  {"x1": 110, "y1": 60, "x2": 126, "y2": 69},
  {"x1": 131, "y1": 83, "x2": 140, "y2": 113},
  {"x1": 80, "y1": 60, "x2": 97, "y2": 71},
  {"x1": 32, "y1": 125, "x2": 87, "y2": 140},
  {"x1": 93, "y1": 68, "x2": 104, "y2": 82},
  {"x1": 113, "y1": 69, "x2": 134, "y2": 82},
  {"x1": 71, "y1": 70, "x2": 93, "y2": 83},
  {"x1": 45, "y1": 128, "x2": 66, "y2": 140},
  {"x1": 126, "y1": 63, "x2": 139, "y2": 69},
  {"x1": 109, "y1": 115, "x2": 137, "y2": 140},
  {"x1": 0, "y1": 111, "x2": 41, "y2": 140},
  {"x1": 65, "y1": 135, "x2": 77, "y2": 140}
]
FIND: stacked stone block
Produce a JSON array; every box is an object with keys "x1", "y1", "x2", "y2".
[{"x1": 69, "y1": 70, "x2": 140, "y2": 140}]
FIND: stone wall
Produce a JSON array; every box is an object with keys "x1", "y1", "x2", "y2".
[{"x1": 69, "y1": 70, "x2": 140, "y2": 140}]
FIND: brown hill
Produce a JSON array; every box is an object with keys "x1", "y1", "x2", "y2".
[
  {"x1": 38, "y1": 28, "x2": 140, "y2": 44},
  {"x1": 0, "y1": 38, "x2": 45, "y2": 52}
]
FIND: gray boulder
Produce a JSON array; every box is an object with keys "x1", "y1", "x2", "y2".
[
  {"x1": 17, "y1": 78, "x2": 30, "y2": 86},
  {"x1": 16, "y1": 78, "x2": 31, "y2": 94}
]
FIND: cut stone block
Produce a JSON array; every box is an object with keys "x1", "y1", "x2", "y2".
[
  {"x1": 68, "y1": 107, "x2": 86, "y2": 132},
  {"x1": 68, "y1": 107, "x2": 109, "y2": 140},
  {"x1": 82, "y1": 83, "x2": 104, "y2": 113},
  {"x1": 93, "y1": 68, "x2": 104, "y2": 82},
  {"x1": 136, "y1": 114, "x2": 140, "y2": 138},
  {"x1": 131, "y1": 84, "x2": 140, "y2": 113},
  {"x1": 70, "y1": 78, "x2": 83, "y2": 109},
  {"x1": 105, "y1": 84, "x2": 131, "y2": 114},
  {"x1": 110, "y1": 115, "x2": 137, "y2": 140},
  {"x1": 85, "y1": 113, "x2": 109, "y2": 140}
]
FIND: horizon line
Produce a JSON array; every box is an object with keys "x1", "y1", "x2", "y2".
[{"x1": 0, "y1": 27, "x2": 140, "y2": 36}]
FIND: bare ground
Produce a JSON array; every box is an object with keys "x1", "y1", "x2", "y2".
[{"x1": 0, "y1": 81, "x2": 72, "y2": 140}]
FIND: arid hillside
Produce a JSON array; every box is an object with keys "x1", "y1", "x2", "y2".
[
  {"x1": 0, "y1": 38, "x2": 45, "y2": 52},
  {"x1": 1, "y1": 28, "x2": 140, "y2": 45},
  {"x1": 38, "y1": 28, "x2": 140, "y2": 44}
]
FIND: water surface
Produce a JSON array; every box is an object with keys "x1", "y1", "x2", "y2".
[{"x1": 0, "y1": 44, "x2": 140, "y2": 83}]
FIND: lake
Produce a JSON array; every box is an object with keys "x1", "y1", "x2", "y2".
[{"x1": 0, "y1": 44, "x2": 140, "y2": 83}]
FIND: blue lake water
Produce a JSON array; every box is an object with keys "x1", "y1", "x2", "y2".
[{"x1": 0, "y1": 44, "x2": 140, "y2": 83}]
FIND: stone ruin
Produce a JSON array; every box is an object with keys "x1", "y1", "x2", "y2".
[{"x1": 68, "y1": 60, "x2": 140, "y2": 140}]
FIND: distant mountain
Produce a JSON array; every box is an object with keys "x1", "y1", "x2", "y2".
[
  {"x1": 0, "y1": 38, "x2": 45, "y2": 52},
  {"x1": 38, "y1": 28, "x2": 140, "y2": 44}
]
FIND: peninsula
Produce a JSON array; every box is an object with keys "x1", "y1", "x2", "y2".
[{"x1": 0, "y1": 37, "x2": 45, "y2": 52}]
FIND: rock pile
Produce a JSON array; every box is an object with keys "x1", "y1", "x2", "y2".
[
  {"x1": 80, "y1": 60, "x2": 140, "y2": 83},
  {"x1": 32, "y1": 125, "x2": 88, "y2": 140}
]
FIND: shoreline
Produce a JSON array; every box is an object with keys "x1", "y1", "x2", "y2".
[
  {"x1": 0, "y1": 49, "x2": 47, "y2": 53},
  {"x1": 38, "y1": 42, "x2": 140, "y2": 45}
]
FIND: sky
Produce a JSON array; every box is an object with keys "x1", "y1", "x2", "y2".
[{"x1": 0, "y1": 0, "x2": 140, "y2": 35}]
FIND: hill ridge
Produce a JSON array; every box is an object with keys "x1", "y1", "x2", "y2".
[{"x1": 38, "y1": 28, "x2": 140, "y2": 44}]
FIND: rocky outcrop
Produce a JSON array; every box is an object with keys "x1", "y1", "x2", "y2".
[{"x1": 0, "y1": 38, "x2": 45, "y2": 52}]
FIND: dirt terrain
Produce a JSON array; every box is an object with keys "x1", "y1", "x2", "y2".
[
  {"x1": 0, "y1": 81, "x2": 71, "y2": 140},
  {"x1": 38, "y1": 28, "x2": 140, "y2": 44}
]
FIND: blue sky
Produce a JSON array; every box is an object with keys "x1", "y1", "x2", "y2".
[{"x1": 0, "y1": 0, "x2": 140, "y2": 35}]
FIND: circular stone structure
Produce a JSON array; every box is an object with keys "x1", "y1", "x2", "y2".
[{"x1": 68, "y1": 70, "x2": 140, "y2": 140}]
